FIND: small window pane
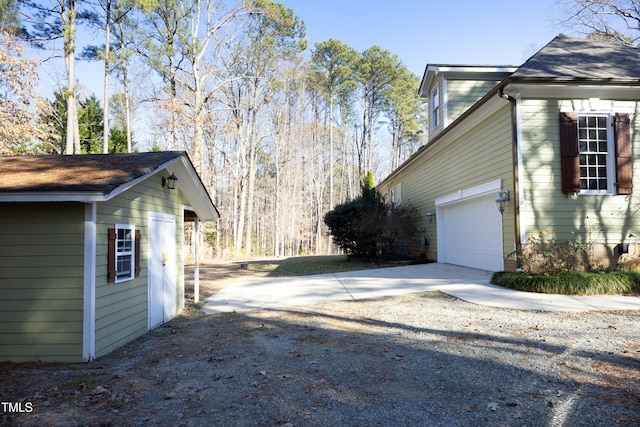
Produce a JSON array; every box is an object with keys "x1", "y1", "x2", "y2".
[
  {"x1": 116, "y1": 256, "x2": 132, "y2": 278},
  {"x1": 597, "y1": 116, "x2": 606, "y2": 127},
  {"x1": 579, "y1": 129, "x2": 587, "y2": 139}
]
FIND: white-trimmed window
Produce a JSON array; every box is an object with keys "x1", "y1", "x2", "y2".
[
  {"x1": 116, "y1": 225, "x2": 134, "y2": 281},
  {"x1": 108, "y1": 225, "x2": 140, "y2": 283},
  {"x1": 431, "y1": 86, "x2": 440, "y2": 129},
  {"x1": 560, "y1": 111, "x2": 632, "y2": 195},
  {"x1": 578, "y1": 115, "x2": 614, "y2": 193},
  {"x1": 389, "y1": 183, "x2": 402, "y2": 208}
]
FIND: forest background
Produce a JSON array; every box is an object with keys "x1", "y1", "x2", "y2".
[{"x1": 1, "y1": 0, "x2": 637, "y2": 259}]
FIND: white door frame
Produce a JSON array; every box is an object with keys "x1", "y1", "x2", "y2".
[{"x1": 148, "y1": 211, "x2": 177, "y2": 329}]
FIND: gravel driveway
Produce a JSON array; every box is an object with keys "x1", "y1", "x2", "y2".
[{"x1": 2, "y1": 290, "x2": 639, "y2": 426}]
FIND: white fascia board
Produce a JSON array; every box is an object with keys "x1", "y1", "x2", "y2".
[
  {"x1": 421, "y1": 65, "x2": 517, "y2": 96},
  {"x1": 503, "y1": 83, "x2": 640, "y2": 100},
  {"x1": 0, "y1": 192, "x2": 106, "y2": 202},
  {"x1": 104, "y1": 156, "x2": 183, "y2": 201},
  {"x1": 174, "y1": 156, "x2": 220, "y2": 221}
]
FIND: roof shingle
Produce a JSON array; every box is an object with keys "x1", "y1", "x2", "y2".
[
  {"x1": 512, "y1": 34, "x2": 640, "y2": 80},
  {"x1": 0, "y1": 152, "x2": 183, "y2": 193}
]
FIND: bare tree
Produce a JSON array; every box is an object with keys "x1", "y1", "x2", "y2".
[
  {"x1": 556, "y1": 0, "x2": 640, "y2": 45},
  {"x1": 20, "y1": 0, "x2": 87, "y2": 153},
  {"x1": 0, "y1": 31, "x2": 55, "y2": 153}
]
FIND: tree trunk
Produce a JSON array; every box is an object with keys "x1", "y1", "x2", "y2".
[
  {"x1": 117, "y1": 19, "x2": 132, "y2": 153},
  {"x1": 102, "y1": 0, "x2": 111, "y2": 153},
  {"x1": 63, "y1": 0, "x2": 80, "y2": 154},
  {"x1": 244, "y1": 98, "x2": 259, "y2": 256}
]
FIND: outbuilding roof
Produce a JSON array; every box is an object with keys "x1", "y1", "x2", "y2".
[
  {"x1": 0, "y1": 151, "x2": 182, "y2": 193},
  {"x1": 0, "y1": 151, "x2": 220, "y2": 221}
]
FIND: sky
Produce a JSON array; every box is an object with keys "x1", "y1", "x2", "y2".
[{"x1": 277, "y1": 0, "x2": 566, "y2": 78}]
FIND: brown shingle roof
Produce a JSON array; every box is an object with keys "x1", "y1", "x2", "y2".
[{"x1": 0, "y1": 152, "x2": 183, "y2": 193}]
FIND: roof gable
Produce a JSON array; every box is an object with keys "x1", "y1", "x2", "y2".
[
  {"x1": 419, "y1": 64, "x2": 517, "y2": 97},
  {"x1": 512, "y1": 34, "x2": 640, "y2": 80}
]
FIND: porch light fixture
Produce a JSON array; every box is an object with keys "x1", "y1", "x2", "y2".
[
  {"x1": 495, "y1": 190, "x2": 510, "y2": 214},
  {"x1": 426, "y1": 210, "x2": 436, "y2": 223},
  {"x1": 162, "y1": 173, "x2": 178, "y2": 190}
]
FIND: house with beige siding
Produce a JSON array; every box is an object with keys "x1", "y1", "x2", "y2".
[
  {"x1": 0, "y1": 152, "x2": 219, "y2": 362},
  {"x1": 379, "y1": 34, "x2": 640, "y2": 272}
]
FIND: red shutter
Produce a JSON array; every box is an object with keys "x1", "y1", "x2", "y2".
[
  {"x1": 107, "y1": 228, "x2": 116, "y2": 283},
  {"x1": 135, "y1": 230, "x2": 141, "y2": 277},
  {"x1": 615, "y1": 113, "x2": 632, "y2": 195},
  {"x1": 559, "y1": 112, "x2": 580, "y2": 194}
]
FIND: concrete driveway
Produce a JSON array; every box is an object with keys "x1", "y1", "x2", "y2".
[{"x1": 201, "y1": 263, "x2": 640, "y2": 314}]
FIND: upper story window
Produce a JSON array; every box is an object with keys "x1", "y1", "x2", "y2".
[
  {"x1": 578, "y1": 115, "x2": 614, "y2": 193},
  {"x1": 431, "y1": 86, "x2": 440, "y2": 129},
  {"x1": 389, "y1": 183, "x2": 402, "y2": 208}
]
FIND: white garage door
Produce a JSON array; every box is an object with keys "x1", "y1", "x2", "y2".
[{"x1": 438, "y1": 193, "x2": 504, "y2": 271}]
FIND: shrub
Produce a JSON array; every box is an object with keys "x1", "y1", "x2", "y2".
[
  {"x1": 516, "y1": 230, "x2": 587, "y2": 274},
  {"x1": 323, "y1": 188, "x2": 385, "y2": 257},
  {"x1": 324, "y1": 177, "x2": 420, "y2": 259},
  {"x1": 492, "y1": 270, "x2": 640, "y2": 295}
]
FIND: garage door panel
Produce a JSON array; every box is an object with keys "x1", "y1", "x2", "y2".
[{"x1": 439, "y1": 195, "x2": 503, "y2": 271}]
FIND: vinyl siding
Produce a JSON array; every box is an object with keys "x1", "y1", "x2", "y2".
[
  {"x1": 0, "y1": 203, "x2": 84, "y2": 362},
  {"x1": 447, "y1": 80, "x2": 501, "y2": 123},
  {"x1": 381, "y1": 103, "x2": 515, "y2": 263},
  {"x1": 94, "y1": 172, "x2": 186, "y2": 358},
  {"x1": 519, "y1": 99, "x2": 640, "y2": 245}
]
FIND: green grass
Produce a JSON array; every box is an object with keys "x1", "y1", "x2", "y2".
[
  {"x1": 491, "y1": 271, "x2": 640, "y2": 295},
  {"x1": 266, "y1": 255, "x2": 400, "y2": 276}
]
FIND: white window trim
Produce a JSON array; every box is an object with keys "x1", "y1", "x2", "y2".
[
  {"x1": 577, "y1": 113, "x2": 616, "y2": 195},
  {"x1": 393, "y1": 183, "x2": 402, "y2": 206},
  {"x1": 115, "y1": 223, "x2": 135, "y2": 283},
  {"x1": 431, "y1": 85, "x2": 440, "y2": 130}
]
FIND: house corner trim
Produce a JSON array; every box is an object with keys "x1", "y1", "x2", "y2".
[{"x1": 83, "y1": 202, "x2": 97, "y2": 361}]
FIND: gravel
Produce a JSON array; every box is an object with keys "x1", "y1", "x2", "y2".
[{"x1": 2, "y1": 291, "x2": 639, "y2": 426}]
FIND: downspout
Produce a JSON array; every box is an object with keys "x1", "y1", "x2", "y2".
[{"x1": 499, "y1": 86, "x2": 522, "y2": 268}]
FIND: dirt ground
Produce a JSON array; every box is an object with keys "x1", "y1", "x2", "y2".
[{"x1": 1, "y1": 259, "x2": 639, "y2": 426}]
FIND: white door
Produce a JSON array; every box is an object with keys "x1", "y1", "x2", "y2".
[
  {"x1": 438, "y1": 194, "x2": 503, "y2": 271},
  {"x1": 148, "y1": 212, "x2": 177, "y2": 329}
]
